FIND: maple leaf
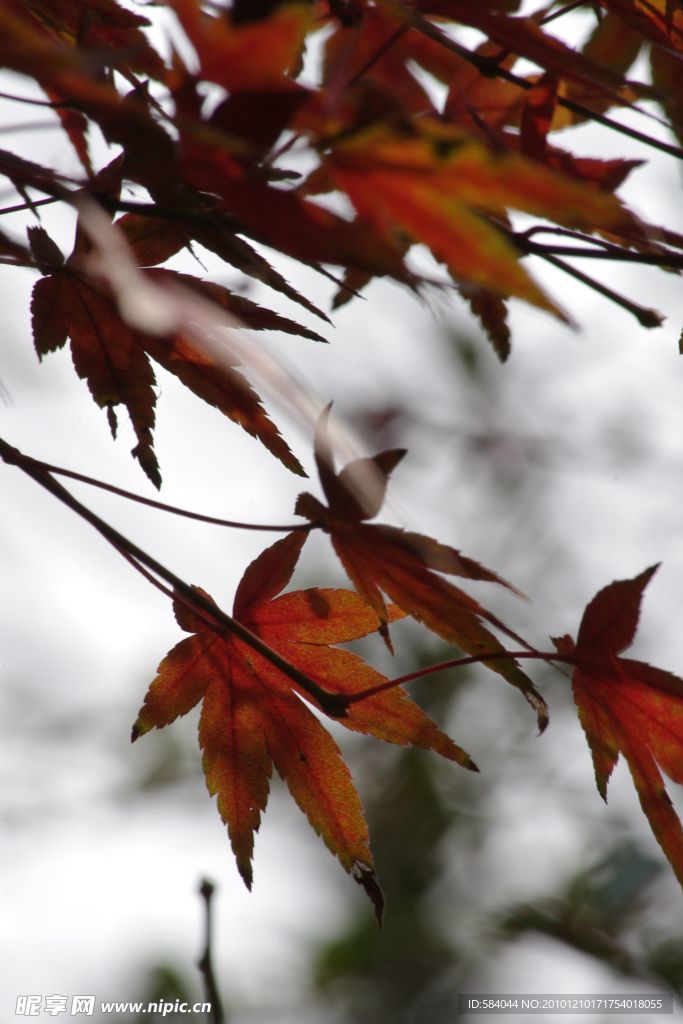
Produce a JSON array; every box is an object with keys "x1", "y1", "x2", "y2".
[
  {"x1": 443, "y1": 41, "x2": 522, "y2": 132},
  {"x1": 25, "y1": 0, "x2": 166, "y2": 80},
  {"x1": 554, "y1": 566, "x2": 683, "y2": 887},
  {"x1": 41, "y1": 86, "x2": 93, "y2": 174},
  {"x1": 295, "y1": 408, "x2": 548, "y2": 728},
  {"x1": 115, "y1": 213, "x2": 329, "y2": 341},
  {"x1": 458, "y1": 283, "x2": 511, "y2": 362},
  {"x1": 29, "y1": 218, "x2": 162, "y2": 486},
  {"x1": 651, "y1": 47, "x2": 683, "y2": 147},
  {"x1": 325, "y1": 120, "x2": 642, "y2": 314},
  {"x1": 323, "y1": 6, "x2": 456, "y2": 116},
  {"x1": 169, "y1": 0, "x2": 313, "y2": 92},
  {"x1": 29, "y1": 199, "x2": 308, "y2": 483},
  {"x1": 132, "y1": 532, "x2": 474, "y2": 917},
  {"x1": 520, "y1": 73, "x2": 557, "y2": 161}
]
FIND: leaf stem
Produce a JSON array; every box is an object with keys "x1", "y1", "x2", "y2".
[
  {"x1": 345, "y1": 649, "x2": 570, "y2": 705},
  {"x1": 26, "y1": 454, "x2": 316, "y2": 532},
  {"x1": 0, "y1": 437, "x2": 347, "y2": 718}
]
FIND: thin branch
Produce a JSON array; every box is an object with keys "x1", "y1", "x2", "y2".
[
  {"x1": 0, "y1": 437, "x2": 349, "y2": 718},
  {"x1": 345, "y1": 649, "x2": 570, "y2": 705},
  {"x1": 539, "y1": 251, "x2": 664, "y2": 327},
  {"x1": 516, "y1": 236, "x2": 683, "y2": 268},
  {"x1": 28, "y1": 455, "x2": 316, "y2": 532},
  {"x1": 517, "y1": 225, "x2": 627, "y2": 252},
  {"x1": 198, "y1": 879, "x2": 225, "y2": 1024}
]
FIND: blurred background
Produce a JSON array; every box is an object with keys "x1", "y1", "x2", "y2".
[{"x1": 3, "y1": 5, "x2": 683, "y2": 1022}]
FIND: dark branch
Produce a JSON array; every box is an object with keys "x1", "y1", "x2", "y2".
[
  {"x1": 539, "y1": 252, "x2": 664, "y2": 328},
  {"x1": 0, "y1": 196, "x2": 61, "y2": 216},
  {"x1": 515, "y1": 232, "x2": 683, "y2": 267},
  {"x1": 198, "y1": 879, "x2": 225, "y2": 1024},
  {"x1": 0, "y1": 437, "x2": 348, "y2": 718}
]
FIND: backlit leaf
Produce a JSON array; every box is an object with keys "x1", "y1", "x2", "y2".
[
  {"x1": 558, "y1": 567, "x2": 683, "y2": 887},
  {"x1": 295, "y1": 408, "x2": 548, "y2": 728},
  {"x1": 133, "y1": 533, "x2": 476, "y2": 913},
  {"x1": 169, "y1": 0, "x2": 313, "y2": 91},
  {"x1": 327, "y1": 121, "x2": 641, "y2": 314},
  {"x1": 29, "y1": 220, "x2": 306, "y2": 482}
]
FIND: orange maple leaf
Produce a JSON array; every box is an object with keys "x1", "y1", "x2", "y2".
[
  {"x1": 554, "y1": 566, "x2": 683, "y2": 886},
  {"x1": 295, "y1": 408, "x2": 548, "y2": 728},
  {"x1": 132, "y1": 532, "x2": 473, "y2": 917},
  {"x1": 325, "y1": 120, "x2": 641, "y2": 315},
  {"x1": 169, "y1": 0, "x2": 312, "y2": 92}
]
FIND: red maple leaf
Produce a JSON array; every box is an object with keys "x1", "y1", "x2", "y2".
[
  {"x1": 132, "y1": 532, "x2": 474, "y2": 917},
  {"x1": 295, "y1": 407, "x2": 548, "y2": 728},
  {"x1": 554, "y1": 566, "x2": 683, "y2": 886},
  {"x1": 28, "y1": 191, "x2": 308, "y2": 484}
]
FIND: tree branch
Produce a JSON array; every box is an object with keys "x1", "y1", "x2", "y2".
[
  {"x1": 0, "y1": 195, "x2": 60, "y2": 216},
  {"x1": 514, "y1": 233, "x2": 683, "y2": 267},
  {"x1": 538, "y1": 251, "x2": 664, "y2": 328},
  {"x1": 0, "y1": 437, "x2": 349, "y2": 718},
  {"x1": 198, "y1": 879, "x2": 225, "y2": 1024}
]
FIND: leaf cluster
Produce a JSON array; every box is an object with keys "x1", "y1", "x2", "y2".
[{"x1": 2, "y1": 0, "x2": 683, "y2": 913}]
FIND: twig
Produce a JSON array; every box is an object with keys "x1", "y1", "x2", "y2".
[
  {"x1": 538, "y1": 251, "x2": 664, "y2": 327},
  {"x1": 0, "y1": 437, "x2": 349, "y2": 718},
  {"x1": 198, "y1": 879, "x2": 225, "y2": 1024},
  {"x1": 0, "y1": 196, "x2": 60, "y2": 216}
]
